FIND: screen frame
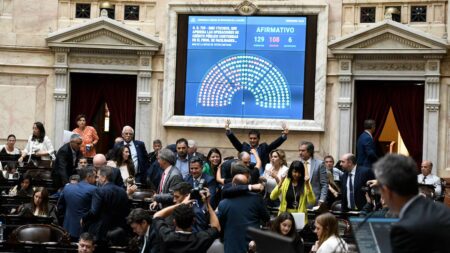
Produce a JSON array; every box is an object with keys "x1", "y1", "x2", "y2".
[
  {"x1": 176, "y1": 15, "x2": 316, "y2": 120},
  {"x1": 162, "y1": 3, "x2": 328, "y2": 131}
]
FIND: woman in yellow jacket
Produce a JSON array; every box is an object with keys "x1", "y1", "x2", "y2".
[{"x1": 270, "y1": 160, "x2": 316, "y2": 221}]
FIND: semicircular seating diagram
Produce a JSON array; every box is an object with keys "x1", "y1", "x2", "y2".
[{"x1": 197, "y1": 54, "x2": 291, "y2": 109}]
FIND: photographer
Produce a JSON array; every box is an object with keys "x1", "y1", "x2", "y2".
[
  {"x1": 185, "y1": 156, "x2": 217, "y2": 208},
  {"x1": 152, "y1": 186, "x2": 220, "y2": 253},
  {"x1": 359, "y1": 184, "x2": 393, "y2": 218}
]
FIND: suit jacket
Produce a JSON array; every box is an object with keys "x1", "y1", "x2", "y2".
[
  {"x1": 356, "y1": 131, "x2": 378, "y2": 168},
  {"x1": 304, "y1": 158, "x2": 328, "y2": 204},
  {"x1": 146, "y1": 160, "x2": 163, "y2": 191},
  {"x1": 391, "y1": 196, "x2": 450, "y2": 253},
  {"x1": 52, "y1": 142, "x2": 81, "y2": 188},
  {"x1": 115, "y1": 140, "x2": 150, "y2": 183},
  {"x1": 82, "y1": 182, "x2": 130, "y2": 243},
  {"x1": 218, "y1": 192, "x2": 270, "y2": 253},
  {"x1": 226, "y1": 130, "x2": 287, "y2": 169},
  {"x1": 153, "y1": 166, "x2": 183, "y2": 205},
  {"x1": 58, "y1": 180, "x2": 97, "y2": 237},
  {"x1": 340, "y1": 166, "x2": 375, "y2": 211},
  {"x1": 185, "y1": 173, "x2": 217, "y2": 207}
]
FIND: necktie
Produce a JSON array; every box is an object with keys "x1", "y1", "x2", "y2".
[
  {"x1": 194, "y1": 179, "x2": 199, "y2": 188},
  {"x1": 159, "y1": 173, "x2": 166, "y2": 193},
  {"x1": 422, "y1": 176, "x2": 426, "y2": 184},
  {"x1": 349, "y1": 174, "x2": 355, "y2": 210},
  {"x1": 304, "y1": 161, "x2": 310, "y2": 178}
]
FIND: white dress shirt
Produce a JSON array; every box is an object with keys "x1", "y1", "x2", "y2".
[{"x1": 417, "y1": 174, "x2": 442, "y2": 196}]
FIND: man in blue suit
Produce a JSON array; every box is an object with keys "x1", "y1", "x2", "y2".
[
  {"x1": 340, "y1": 153, "x2": 375, "y2": 211},
  {"x1": 218, "y1": 174, "x2": 270, "y2": 253},
  {"x1": 356, "y1": 119, "x2": 378, "y2": 168},
  {"x1": 184, "y1": 156, "x2": 217, "y2": 208},
  {"x1": 58, "y1": 166, "x2": 97, "y2": 241},
  {"x1": 114, "y1": 126, "x2": 150, "y2": 184},
  {"x1": 82, "y1": 166, "x2": 130, "y2": 246}
]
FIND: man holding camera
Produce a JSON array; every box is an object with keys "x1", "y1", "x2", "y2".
[
  {"x1": 152, "y1": 186, "x2": 220, "y2": 253},
  {"x1": 184, "y1": 156, "x2": 217, "y2": 207}
]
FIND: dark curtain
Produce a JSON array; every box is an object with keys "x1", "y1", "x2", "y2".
[
  {"x1": 388, "y1": 85, "x2": 424, "y2": 167},
  {"x1": 70, "y1": 73, "x2": 137, "y2": 133},
  {"x1": 356, "y1": 83, "x2": 390, "y2": 141},
  {"x1": 103, "y1": 76, "x2": 137, "y2": 135},
  {"x1": 356, "y1": 81, "x2": 424, "y2": 166},
  {"x1": 70, "y1": 75, "x2": 104, "y2": 129}
]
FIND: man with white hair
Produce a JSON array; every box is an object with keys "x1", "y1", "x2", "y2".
[
  {"x1": 187, "y1": 139, "x2": 205, "y2": 161},
  {"x1": 52, "y1": 133, "x2": 83, "y2": 188},
  {"x1": 114, "y1": 126, "x2": 150, "y2": 184}
]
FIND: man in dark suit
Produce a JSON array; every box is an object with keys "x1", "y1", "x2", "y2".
[
  {"x1": 217, "y1": 174, "x2": 270, "y2": 253},
  {"x1": 82, "y1": 166, "x2": 130, "y2": 246},
  {"x1": 299, "y1": 141, "x2": 328, "y2": 207},
  {"x1": 58, "y1": 166, "x2": 97, "y2": 240},
  {"x1": 127, "y1": 208, "x2": 155, "y2": 253},
  {"x1": 373, "y1": 154, "x2": 450, "y2": 253},
  {"x1": 150, "y1": 148, "x2": 183, "y2": 208},
  {"x1": 93, "y1": 154, "x2": 124, "y2": 188},
  {"x1": 114, "y1": 126, "x2": 150, "y2": 184},
  {"x1": 52, "y1": 134, "x2": 82, "y2": 189},
  {"x1": 340, "y1": 153, "x2": 375, "y2": 211},
  {"x1": 224, "y1": 119, "x2": 288, "y2": 170},
  {"x1": 148, "y1": 139, "x2": 162, "y2": 166},
  {"x1": 356, "y1": 119, "x2": 378, "y2": 168},
  {"x1": 184, "y1": 156, "x2": 217, "y2": 207}
]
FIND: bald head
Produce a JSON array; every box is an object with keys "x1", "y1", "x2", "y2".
[
  {"x1": 340, "y1": 153, "x2": 356, "y2": 172},
  {"x1": 93, "y1": 154, "x2": 107, "y2": 169},
  {"x1": 421, "y1": 160, "x2": 433, "y2": 176},
  {"x1": 232, "y1": 174, "x2": 248, "y2": 185}
]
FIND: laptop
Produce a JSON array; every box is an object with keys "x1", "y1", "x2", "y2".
[
  {"x1": 247, "y1": 227, "x2": 303, "y2": 253},
  {"x1": 349, "y1": 217, "x2": 399, "y2": 253}
]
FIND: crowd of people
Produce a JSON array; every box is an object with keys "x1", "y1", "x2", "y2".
[{"x1": 0, "y1": 118, "x2": 449, "y2": 253}]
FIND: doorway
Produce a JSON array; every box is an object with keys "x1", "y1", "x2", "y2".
[
  {"x1": 69, "y1": 73, "x2": 137, "y2": 154},
  {"x1": 355, "y1": 80, "x2": 424, "y2": 166}
]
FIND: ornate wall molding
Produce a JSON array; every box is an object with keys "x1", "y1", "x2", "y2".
[
  {"x1": 53, "y1": 93, "x2": 67, "y2": 101},
  {"x1": 234, "y1": 0, "x2": 258, "y2": 16},
  {"x1": 354, "y1": 62, "x2": 425, "y2": 71},
  {"x1": 138, "y1": 97, "x2": 152, "y2": 104},
  {"x1": 67, "y1": 29, "x2": 141, "y2": 45},
  {"x1": 55, "y1": 68, "x2": 68, "y2": 74},
  {"x1": 350, "y1": 33, "x2": 426, "y2": 49},
  {"x1": 70, "y1": 56, "x2": 138, "y2": 66},
  {"x1": 425, "y1": 103, "x2": 440, "y2": 112},
  {"x1": 337, "y1": 102, "x2": 351, "y2": 109}
]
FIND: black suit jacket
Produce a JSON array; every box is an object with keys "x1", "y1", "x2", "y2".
[
  {"x1": 391, "y1": 196, "x2": 450, "y2": 253},
  {"x1": 226, "y1": 130, "x2": 287, "y2": 168},
  {"x1": 52, "y1": 142, "x2": 81, "y2": 188},
  {"x1": 340, "y1": 166, "x2": 375, "y2": 211},
  {"x1": 115, "y1": 140, "x2": 150, "y2": 183},
  {"x1": 83, "y1": 182, "x2": 130, "y2": 243}
]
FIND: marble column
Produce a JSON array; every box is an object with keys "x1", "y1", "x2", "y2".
[
  {"x1": 423, "y1": 57, "x2": 441, "y2": 173},
  {"x1": 135, "y1": 52, "x2": 153, "y2": 144},
  {"x1": 53, "y1": 49, "x2": 70, "y2": 149},
  {"x1": 337, "y1": 57, "x2": 353, "y2": 157}
]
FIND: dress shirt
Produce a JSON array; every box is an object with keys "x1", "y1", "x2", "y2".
[
  {"x1": 176, "y1": 157, "x2": 189, "y2": 179},
  {"x1": 417, "y1": 174, "x2": 442, "y2": 196},
  {"x1": 346, "y1": 166, "x2": 356, "y2": 209},
  {"x1": 160, "y1": 165, "x2": 172, "y2": 192},
  {"x1": 303, "y1": 158, "x2": 312, "y2": 178}
]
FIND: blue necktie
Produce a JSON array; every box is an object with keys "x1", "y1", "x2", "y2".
[{"x1": 349, "y1": 174, "x2": 355, "y2": 210}]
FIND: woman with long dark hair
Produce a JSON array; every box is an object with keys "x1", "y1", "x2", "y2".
[
  {"x1": 19, "y1": 122, "x2": 54, "y2": 162},
  {"x1": 270, "y1": 160, "x2": 315, "y2": 221},
  {"x1": 107, "y1": 145, "x2": 136, "y2": 184},
  {"x1": 72, "y1": 114, "x2": 99, "y2": 158},
  {"x1": 203, "y1": 148, "x2": 222, "y2": 177},
  {"x1": 18, "y1": 187, "x2": 58, "y2": 223},
  {"x1": 311, "y1": 212, "x2": 348, "y2": 253},
  {"x1": 9, "y1": 174, "x2": 34, "y2": 197},
  {"x1": 249, "y1": 212, "x2": 303, "y2": 253}
]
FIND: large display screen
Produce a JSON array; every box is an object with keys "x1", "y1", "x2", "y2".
[{"x1": 184, "y1": 16, "x2": 308, "y2": 119}]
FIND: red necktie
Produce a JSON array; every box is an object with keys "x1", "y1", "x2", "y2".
[{"x1": 159, "y1": 173, "x2": 166, "y2": 193}]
